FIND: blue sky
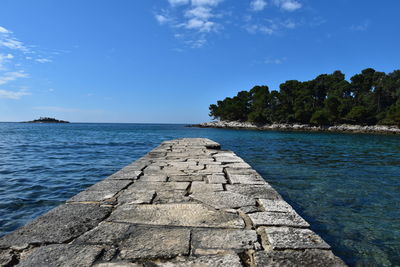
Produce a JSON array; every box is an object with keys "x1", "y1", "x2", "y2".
[{"x1": 0, "y1": 0, "x2": 399, "y2": 123}]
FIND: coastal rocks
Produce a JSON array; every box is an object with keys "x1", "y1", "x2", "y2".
[
  {"x1": 196, "y1": 120, "x2": 400, "y2": 134},
  {"x1": 0, "y1": 138, "x2": 346, "y2": 266}
]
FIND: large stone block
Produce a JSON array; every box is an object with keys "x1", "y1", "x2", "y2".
[
  {"x1": 117, "y1": 189, "x2": 155, "y2": 205},
  {"x1": 260, "y1": 227, "x2": 330, "y2": 250},
  {"x1": 254, "y1": 250, "x2": 346, "y2": 267},
  {"x1": 248, "y1": 211, "x2": 309, "y2": 227},
  {"x1": 190, "y1": 182, "x2": 224, "y2": 193},
  {"x1": 151, "y1": 253, "x2": 242, "y2": 267},
  {"x1": 191, "y1": 229, "x2": 258, "y2": 253},
  {"x1": 74, "y1": 222, "x2": 131, "y2": 244},
  {"x1": 0, "y1": 204, "x2": 111, "y2": 248},
  {"x1": 17, "y1": 244, "x2": 103, "y2": 267},
  {"x1": 226, "y1": 184, "x2": 282, "y2": 200},
  {"x1": 118, "y1": 226, "x2": 190, "y2": 260},
  {"x1": 190, "y1": 191, "x2": 255, "y2": 209},
  {"x1": 107, "y1": 203, "x2": 244, "y2": 228},
  {"x1": 258, "y1": 199, "x2": 295, "y2": 213}
]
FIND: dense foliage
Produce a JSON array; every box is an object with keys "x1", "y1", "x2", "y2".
[{"x1": 209, "y1": 68, "x2": 400, "y2": 126}]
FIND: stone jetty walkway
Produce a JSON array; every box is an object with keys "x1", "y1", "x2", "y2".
[{"x1": 0, "y1": 138, "x2": 346, "y2": 266}]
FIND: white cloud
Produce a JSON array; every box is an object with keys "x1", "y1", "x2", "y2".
[
  {"x1": 245, "y1": 19, "x2": 298, "y2": 35},
  {"x1": 0, "y1": 71, "x2": 28, "y2": 85},
  {"x1": 0, "y1": 89, "x2": 30, "y2": 99},
  {"x1": 272, "y1": 0, "x2": 302, "y2": 11},
  {"x1": 0, "y1": 26, "x2": 10, "y2": 34},
  {"x1": 35, "y1": 58, "x2": 52, "y2": 63},
  {"x1": 250, "y1": 0, "x2": 267, "y2": 11},
  {"x1": 155, "y1": 14, "x2": 170, "y2": 24}
]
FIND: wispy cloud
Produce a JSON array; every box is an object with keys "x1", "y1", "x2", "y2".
[
  {"x1": 245, "y1": 18, "x2": 298, "y2": 35},
  {"x1": 0, "y1": 26, "x2": 54, "y2": 100},
  {"x1": 250, "y1": 0, "x2": 267, "y2": 11},
  {"x1": 155, "y1": 0, "x2": 224, "y2": 48},
  {"x1": 0, "y1": 71, "x2": 28, "y2": 85},
  {"x1": 350, "y1": 20, "x2": 370, "y2": 32},
  {"x1": 0, "y1": 89, "x2": 30, "y2": 99},
  {"x1": 273, "y1": 0, "x2": 302, "y2": 11}
]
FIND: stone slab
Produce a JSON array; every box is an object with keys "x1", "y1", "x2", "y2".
[
  {"x1": 107, "y1": 170, "x2": 142, "y2": 180},
  {"x1": 87, "y1": 180, "x2": 132, "y2": 192},
  {"x1": 258, "y1": 199, "x2": 295, "y2": 213},
  {"x1": 139, "y1": 174, "x2": 168, "y2": 182},
  {"x1": 0, "y1": 249, "x2": 16, "y2": 266},
  {"x1": 168, "y1": 175, "x2": 204, "y2": 182},
  {"x1": 17, "y1": 244, "x2": 103, "y2": 267},
  {"x1": 191, "y1": 229, "x2": 258, "y2": 253},
  {"x1": 74, "y1": 222, "x2": 131, "y2": 244},
  {"x1": 226, "y1": 184, "x2": 282, "y2": 200},
  {"x1": 0, "y1": 204, "x2": 111, "y2": 248},
  {"x1": 206, "y1": 174, "x2": 227, "y2": 184},
  {"x1": 190, "y1": 191, "x2": 255, "y2": 209},
  {"x1": 190, "y1": 182, "x2": 224, "y2": 193},
  {"x1": 152, "y1": 191, "x2": 191, "y2": 204},
  {"x1": 260, "y1": 227, "x2": 331, "y2": 250},
  {"x1": 67, "y1": 190, "x2": 117, "y2": 203},
  {"x1": 117, "y1": 189, "x2": 155, "y2": 205},
  {"x1": 107, "y1": 203, "x2": 244, "y2": 228},
  {"x1": 118, "y1": 226, "x2": 190, "y2": 260},
  {"x1": 248, "y1": 211, "x2": 310, "y2": 227},
  {"x1": 226, "y1": 174, "x2": 267, "y2": 185},
  {"x1": 254, "y1": 250, "x2": 346, "y2": 267},
  {"x1": 151, "y1": 253, "x2": 242, "y2": 267},
  {"x1": 131, "y1": 181, "x2": 189, "y2": 192}
]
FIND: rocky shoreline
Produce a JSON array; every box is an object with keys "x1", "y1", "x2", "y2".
[{"x1": 192, "y1": 121, "x2": 400, "y2": 135}]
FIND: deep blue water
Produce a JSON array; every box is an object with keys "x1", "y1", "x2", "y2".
[{"x1": 0, "y1": 123, "x2": 399, "y2": 266}]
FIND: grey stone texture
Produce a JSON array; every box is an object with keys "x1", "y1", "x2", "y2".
[
  {"x1": 0, "y1": 138, "x2": 346, "y2": 266},
  {"x1": 17, "y1": 244, "x2": 103, "y2": 267}
]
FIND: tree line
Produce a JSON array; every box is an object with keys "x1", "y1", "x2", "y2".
[{"x1": 209, "y1": 68, "x2": 400, "y2": 126}]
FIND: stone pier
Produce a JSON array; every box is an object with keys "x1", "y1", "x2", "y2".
[{"x1": 0, "y1": 138, "x2": 346, "y2": 266}]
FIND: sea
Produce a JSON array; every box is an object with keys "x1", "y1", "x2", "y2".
[{"x1": 0, "y1": 122, "x2": 399, "y2": 266}]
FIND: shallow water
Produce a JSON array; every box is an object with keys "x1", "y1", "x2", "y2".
[{"x1": 0, "y1": 123, "x2": 399, "y2": 266}]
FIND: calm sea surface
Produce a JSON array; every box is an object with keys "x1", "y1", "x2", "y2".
[{"x1": 0, "y1": 123, "x2": 399, "y2": 266}]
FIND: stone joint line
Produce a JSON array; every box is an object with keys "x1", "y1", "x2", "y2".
[{"x1": 0, "y1": 138, "x2": 346, "y2": 266}]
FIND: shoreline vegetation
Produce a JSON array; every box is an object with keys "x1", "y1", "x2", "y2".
[
  {"x1": 192, "y1": 120, "x2": 400, "y2": 134},
  {"x1": 23, "y1": 117, "x2": 70, "y2": 123},
  {"x1": 208, "y1": 68, "x2": 400, "y2": 128}
]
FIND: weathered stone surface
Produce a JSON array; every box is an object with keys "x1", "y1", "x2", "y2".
[
  {"x1": 152, "y1": 191, "x2": 190, "y2": 204},
  {"x1": 17, "y1": 244, "x2": 103, "y2": 267},
  {"x1": 0, "y1": 204, "x2": 111, "y2": 248},
  {"x1": 118, "y1": 226, "x2": 190, "y2": 260},
  {"x1": 67, "y1": 190, "x2": 117, "y2": 203},
  {"x1": 248, "y1": 211, "x2": 310, "y2": 227},
  {"x1": 87, "y1": 180, "x2": 132, "y2": 192},
  {"x1": 0, "y1": 249, "x2": 16, "y2": 266},
  {"x1": 224, "y1": 162, "x2": 251, "y2": 169},
  {"x1": 108, "y1": 170, "x2": 142, "y2": 180},
  {"x1": 107, "y1": 203, "x2": 244, "y2": 228},
  {"x1": 117, "y1": 189, "x2": 155, "y2": 205},
  {"x1": 226, "y1": 173, "x2": 267, "y2": 185},
  {"x1": 254, "y1": 250, "x2": 346, "y2": 267},
  {"x1": 260, "y1": 227, "x2": 331, "y2": 250},
  {"x1": 190, "y1": 191, "x2": 255, "y2": 209},
  {"x1": 226, "y1": 184, "x2": 282, "y2": 200},
  {"x1": 74, "y1": 222, "x2": 130, "y2": 244},
  {"x1": 168, "y1": 175, "x2": 203, "y2": 182},
  {"x1": 190, "y1": 182, "x2": 224, "y2": 193},
  {"x1": 139, "y1": 174, "x2": 168, "y2": 182},
  {"x1": 94, "y1": 263, "x2": 142, "y2": 267},
  {"x1": 206, "y1": 174, "x2": 227, "y2": 184},
  {"x1": 258, "y1": 199, "x2": 295, "y2": 213},
  {"x1": 132, "y1": 181, "x2": 189, "y2": 192},
  {"x1": 151, "y1": 253, "x2": 242, "y2": 267},
  {"x1": 191, "y1": 229, "x2": 258, "y2": 253}
]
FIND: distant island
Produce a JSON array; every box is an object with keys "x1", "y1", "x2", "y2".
[{"x1": 23, "y1": 117, "x2": 70, "y2": 123}]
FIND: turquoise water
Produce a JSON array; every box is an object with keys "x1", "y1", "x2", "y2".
[{"x1": 0, "y1": 123, "x2": 399, "y2": 266}]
